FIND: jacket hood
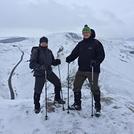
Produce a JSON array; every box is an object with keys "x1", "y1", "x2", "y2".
[{"x1": 90, "y1": 29, "x2": 96, "y2": 39}]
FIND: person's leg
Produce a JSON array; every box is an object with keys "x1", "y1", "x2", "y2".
[
  {"x1": 34, "y1": 76, "x2": 45, "y2": 113},
  {"x1": 70, "y1": 71, "x2": 87, "y2": 110},
  {"x1": 47, "y1": 71, "x2": 65, "y2": 104},
  {"x1": 87, "y1": 72, "x2": 101, "y2": 112}
]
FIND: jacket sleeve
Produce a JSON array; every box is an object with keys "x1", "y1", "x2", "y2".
[
  {"x1": 67, "y1": 44, "x2": 80, "y2": 62},
  {"x1": 95, "y1": 40, "x2": 105, "y2": 65},
  {"x1": 51, "y1": 51, "x2": 57, "y2": 66},
  {"x1": 29, "y1": 48, "x2": 41, "y2": 70}
]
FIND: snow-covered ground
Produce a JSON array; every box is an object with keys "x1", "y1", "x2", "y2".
[{"x1": 0, "y1": 33, "x2": 134, "y2": 134}]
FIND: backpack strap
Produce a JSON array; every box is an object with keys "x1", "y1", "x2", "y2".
[{"x1": 31, "y1": 46, "x2": 39, "y2": 53}]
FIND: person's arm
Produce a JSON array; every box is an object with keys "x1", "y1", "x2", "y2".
[
  {"x1": 95, "y1": 40, "x2": 105, "y2": 65},
  {"x1": 66, "y1": 44, "x2": 80, "y2": 63},
  {"x1": 29, "y1": 48, "x2": 41, "y2": 70}
]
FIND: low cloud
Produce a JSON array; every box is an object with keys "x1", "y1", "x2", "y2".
[{"x1": 0, "y1": 0, "x2": 134, "y2": 38}]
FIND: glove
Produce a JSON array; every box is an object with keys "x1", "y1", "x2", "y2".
[
  {"x1": 66, "y1": 57, "x2": 71, "y2": 63},
  {"x1": 90, "y1": 60, "x2": 97, "y2": 67},
  {"x1": 55, "y1": 59, "x2": 61, "y2": 65}
]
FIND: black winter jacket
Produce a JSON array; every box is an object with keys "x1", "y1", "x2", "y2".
[
  {"x1": 29, "y1": 47, "x2": 58, "y2": 77},
  {"x1": 66, "y1": 32, "x2": 105, "y2": 73}
]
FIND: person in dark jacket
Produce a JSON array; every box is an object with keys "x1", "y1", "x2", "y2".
[
  {"x1": 66, "y1": 25, "x2": 105, "y2": 114},
  {"x1": 29, "y1": 36, "x2": 65, "y2": 114}
]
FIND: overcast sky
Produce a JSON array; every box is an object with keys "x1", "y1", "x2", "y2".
[{"x1": 0, "y1": 0, "x2": 134, "y2": 38}]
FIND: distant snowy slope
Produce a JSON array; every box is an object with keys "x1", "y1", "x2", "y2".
[{"x1": 0, "y1": 33, "x2": 134, "y2": 134}]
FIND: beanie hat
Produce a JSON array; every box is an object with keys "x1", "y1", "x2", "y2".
[
  {"x1": 39, "y1": 36, "x2": 48, "y2": 44},
  {"x1": 82, "y1": 25, "x2": 91, "y2": 33}
]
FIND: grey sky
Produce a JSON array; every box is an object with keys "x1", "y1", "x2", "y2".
[{"x1": 0, "y1": 0, "x2": 134, "y2": 38}]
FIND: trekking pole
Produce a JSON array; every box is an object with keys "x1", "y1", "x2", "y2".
[
  {"x1": 58, "y1": 65, "x2": 65, "y2": 111},
  {"x1": 91, "y1": 66, "x2": 94, "y2": 117},
  {"x1": 67, "y1": 63, "x2": 70, "y2": 114},
  {"x1": 45, "y1": 70, "x2": 48, "y2": 120}
]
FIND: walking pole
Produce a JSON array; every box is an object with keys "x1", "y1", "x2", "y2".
[
  {"x1": 91, "y1": 66, "x2": 94, "y2": 117},
  {"x1": 67, "y1": 63, "x2": 70, "y2": 114},
  {"x1": 58, "y1": 65, "x2": 65, "y2": 111},
  {"x1": 45, "y1": 70, "x2": 48, "y2": 120}
]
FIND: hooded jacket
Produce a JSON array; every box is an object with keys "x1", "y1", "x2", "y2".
[
  {"x1": 29, "y1": 46, "x2": 59, "y2": 77},
  {"x1": 66, "y1": 29, "x2": 105, "y2": 73}
]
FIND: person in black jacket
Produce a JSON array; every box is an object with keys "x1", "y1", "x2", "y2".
[
  {"x1": 66, "y1": 25, "x2": 105, "y2": 114},
  {"x1": 30, "y1": 37, "x2": 65, "y2": 114}
]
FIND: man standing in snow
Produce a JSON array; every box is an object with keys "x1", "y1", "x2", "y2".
[
  {"x1": 29, "y1": 37, "x2": 65, "y2": 114},
  {"x1": 66, "y1": 25, "x2": 105, "y2": 115}
]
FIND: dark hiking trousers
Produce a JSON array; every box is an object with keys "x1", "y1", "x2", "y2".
[
  {"x1": 73, "y1": 71, "x2": 101, "y2": 110},
  {"x1": 34, "y1": 71, "x2": 61, "y2": 95}
]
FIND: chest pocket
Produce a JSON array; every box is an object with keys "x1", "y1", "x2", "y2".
[
  {"x1": 88, "y1": 46, "x2": 93, "y2": 51},
  {"x1": 87, "y1": 46, "x2": 94, "y2": 58},
  {"x1": 82, "y1": 42, "x2": 96, "y2": 58},
  {"x1": 89, "y1": 39, "x2": 98, "y2": 55}
]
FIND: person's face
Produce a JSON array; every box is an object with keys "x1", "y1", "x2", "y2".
[
  {"x1": 82, "y1": 32, "x2": 91, "y2": 39},
  {"x1": 40, "y1": 42, "x2": 48, "y2": 48}
]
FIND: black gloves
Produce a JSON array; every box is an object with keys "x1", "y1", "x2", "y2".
[
  {"x1": 90, "y1": 60, "x2": 97, "y2": 67},
  {"x1": 55, "y1": 59, "x2": 61, "y2": 65},
  {"x1": 53, "y1": 59, "x2": 61, "y2": 66},
  {"x1": 66, "y1": 57, "x2": 71, "y2": 63}
]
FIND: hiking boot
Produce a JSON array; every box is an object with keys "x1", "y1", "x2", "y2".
[
  {"x1": 95, "y1": 108, "x2": 101, "y2": 117},
  {"x1": 69, "y1": 91, "x2": 81, "y2": 111},
  {"x1": 34, "y1": 106, "x2": 41, "y2": 114},
  {"x1": 34, "y1": 92, "x2": 41, "y2": 114},
  {"x1": 54, "y1": 90, "x2": 65, "y2": 104},
  {"x1": 69, "y1": 103, "x2": 81, "y2": 111},
  {"x1": 54, "y1": 98, "x2": 65, "y2": 104}
]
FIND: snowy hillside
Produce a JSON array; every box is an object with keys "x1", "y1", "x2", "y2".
[{"x1": 0, "y1": 33, "x2": 134, "y2": 134}]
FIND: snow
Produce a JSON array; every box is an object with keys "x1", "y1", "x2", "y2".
[{"x1": 0, "y1": 33, "x2": 134, "y2": 134}]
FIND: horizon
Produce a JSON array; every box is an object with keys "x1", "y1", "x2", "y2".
[{"x1": 0, "y1": 0, "x2": 134, "y2": 38}]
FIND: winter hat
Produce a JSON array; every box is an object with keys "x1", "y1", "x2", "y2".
[
  {"x1": 39, "y1": 36, "x2": 48, "y2": 44},
  {"x1": 82, "y1": 25, "x2": 91, "y2": 33}
]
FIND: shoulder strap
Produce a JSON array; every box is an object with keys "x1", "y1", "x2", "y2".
[{"x1": 30, "y1": 46, "x2": 39, "y2": 60}]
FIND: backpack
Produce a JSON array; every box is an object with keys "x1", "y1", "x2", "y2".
[
  {"x1": 30, "y1": 46, "x2": 39, "y2": 61},
  {"x1": 30, "y1": 46, "x2": 53, "y2": 70},
  {"x1": 31, "y1": 46, "x2": 39, "y2": 54}
]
